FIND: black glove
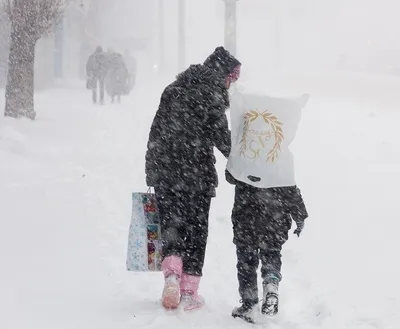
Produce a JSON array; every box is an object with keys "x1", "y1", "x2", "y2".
[
  {"x1": 293, "y1": 221, "x2": 304, "y2": 237},
  {"x1": 225, "y1": 169, "x2": 238, "y2": 185},
  {"x1": 287, "y1": 187, "x2": 308, "y2": 237}
]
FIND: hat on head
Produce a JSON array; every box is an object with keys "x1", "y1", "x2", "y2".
[
  {"x1": 227, "y1": 64, "x2": 241, "y2": 83},
  {"x1": 204, "y1": 46, "x2": 241, "y2": 79}
]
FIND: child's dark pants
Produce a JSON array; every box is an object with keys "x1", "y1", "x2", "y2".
[{"x1": 232, "y1": 182, "x2": 293, "y2": 302}]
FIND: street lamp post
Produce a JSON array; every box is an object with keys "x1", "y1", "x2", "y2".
[
  {"x1": 158, "y1": 0, "x2": 164, "y2": 73},
  {"x1": 178, "y1": 0, "x2": 185, "y2": 71},
  {"x1": 223, "y1": 0, "x2": 238, "y2": 56}
]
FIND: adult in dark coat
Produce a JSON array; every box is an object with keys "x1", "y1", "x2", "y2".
[
  {"x1": 145, "y1": 46, "x2": 241, "y2": 311},
  {"x1": 105, "y1": 52, "x2": 129, "y2": 103},
  {"x1": 86, "y1": 46, "x2": 107, "y2": 104}
]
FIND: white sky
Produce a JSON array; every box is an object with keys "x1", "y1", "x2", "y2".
[{"x1": 99, "y1": 0, "x2": 400, "y2": 76}]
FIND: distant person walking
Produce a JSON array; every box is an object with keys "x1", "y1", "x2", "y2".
[
  {"x1": 86, "y1": 46, "x2": 108, "y2": 105},
  {"x1": 105, "y1": 51, "x2": 130, "y2": 104},
  {"x1": 123, "y1": 49, "x2": 137, "y2": 94}
]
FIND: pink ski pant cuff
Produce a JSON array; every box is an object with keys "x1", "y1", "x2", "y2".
[{"x1": 161, "y1": 255, "x2": 183, "y2": 278}]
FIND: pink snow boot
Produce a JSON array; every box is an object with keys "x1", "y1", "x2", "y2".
[
  {"x1": 180, "y1": 273, "x2": 205, "y2": 311},
  {"x1": 161, "y1": 255, "x2": 183, "y2": 310}
]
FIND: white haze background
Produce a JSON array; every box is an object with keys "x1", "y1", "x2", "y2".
[{"x1": 0, "y1": 0, "x2": 399, "y2": 328}]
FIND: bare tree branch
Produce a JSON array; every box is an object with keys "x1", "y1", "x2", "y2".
[{"x1": 4, "y1": 0, "x2": 70, "y2": 40}]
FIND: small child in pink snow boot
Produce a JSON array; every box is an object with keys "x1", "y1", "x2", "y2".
[{"x1": 145, "y1": 46, "x2": 241, "y2": 312}]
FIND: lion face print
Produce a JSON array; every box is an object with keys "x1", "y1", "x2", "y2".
[{"x1": 239, "y1": 110, "x2": 284, "y2": 163}]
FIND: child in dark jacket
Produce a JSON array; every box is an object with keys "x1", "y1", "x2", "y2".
[
  {"x1": 226, "y1": 92, "x2": 310, "y2": 323},
  {"x1": 227, "y1": 172, "x2": 308, "y2": 323}
]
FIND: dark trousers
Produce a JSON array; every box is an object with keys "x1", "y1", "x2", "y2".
[
  {"x1": 92, "y1": 77, "x2": 104, "y2": 104},
  {"x1": 231, "y1": 183, "x2": 292, "y2": 302},
  {"x1": 155, "y1": 189, "x2": 212, "y2": 277}
]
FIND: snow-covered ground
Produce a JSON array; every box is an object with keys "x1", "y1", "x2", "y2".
[{"x1": 0, "y1": 75, "x2": 399, "y2": 329}]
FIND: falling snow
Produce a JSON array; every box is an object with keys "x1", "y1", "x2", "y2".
[{"x1": 1, "y1": 1, "x2": 400, "y2": 328}]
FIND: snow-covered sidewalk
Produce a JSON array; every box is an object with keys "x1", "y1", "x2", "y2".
[{"x1": 0, "y1": 82, "x2": 399, "y2": 329}]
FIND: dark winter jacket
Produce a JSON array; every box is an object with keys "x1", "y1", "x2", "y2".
[
  {"x1": 145, "y1": 64, "x2": 232, "y2": 196},
  {"x1": 86, "y1": 51, "x2": 108, "y2": 79},
  {"x1": 105, "y1": 53, "x2": 129, "y2": 96},
  {"x1": 226, "y1": 170, "x2": 308, "y2": 225}
]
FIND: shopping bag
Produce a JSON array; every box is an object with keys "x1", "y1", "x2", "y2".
[
  {"x1": 227, "y1": 91, "x2": 310, "y2": 188},
  {"x1": 126, "y1": 192, "x2": 162, "y2": 272},
  {"x1": 86, "y1": 76, "x2": 96, "y2": 89}
]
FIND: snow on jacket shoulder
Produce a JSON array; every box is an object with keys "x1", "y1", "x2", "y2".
[{"x1": 145, "y1": 64, "x2": 231, "y2": 195}]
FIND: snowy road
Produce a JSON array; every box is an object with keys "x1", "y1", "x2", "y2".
[{"x1": 0, "y1": 81, "x2": 399, "y2": 329}]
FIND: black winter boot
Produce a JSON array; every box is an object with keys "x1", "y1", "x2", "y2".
[
  {"x1": 261, "y1": 280, "x2": 279, "y2": 316},
  {"x1": 232, "y1": 299, "x2": 259, "y2": 324}
]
